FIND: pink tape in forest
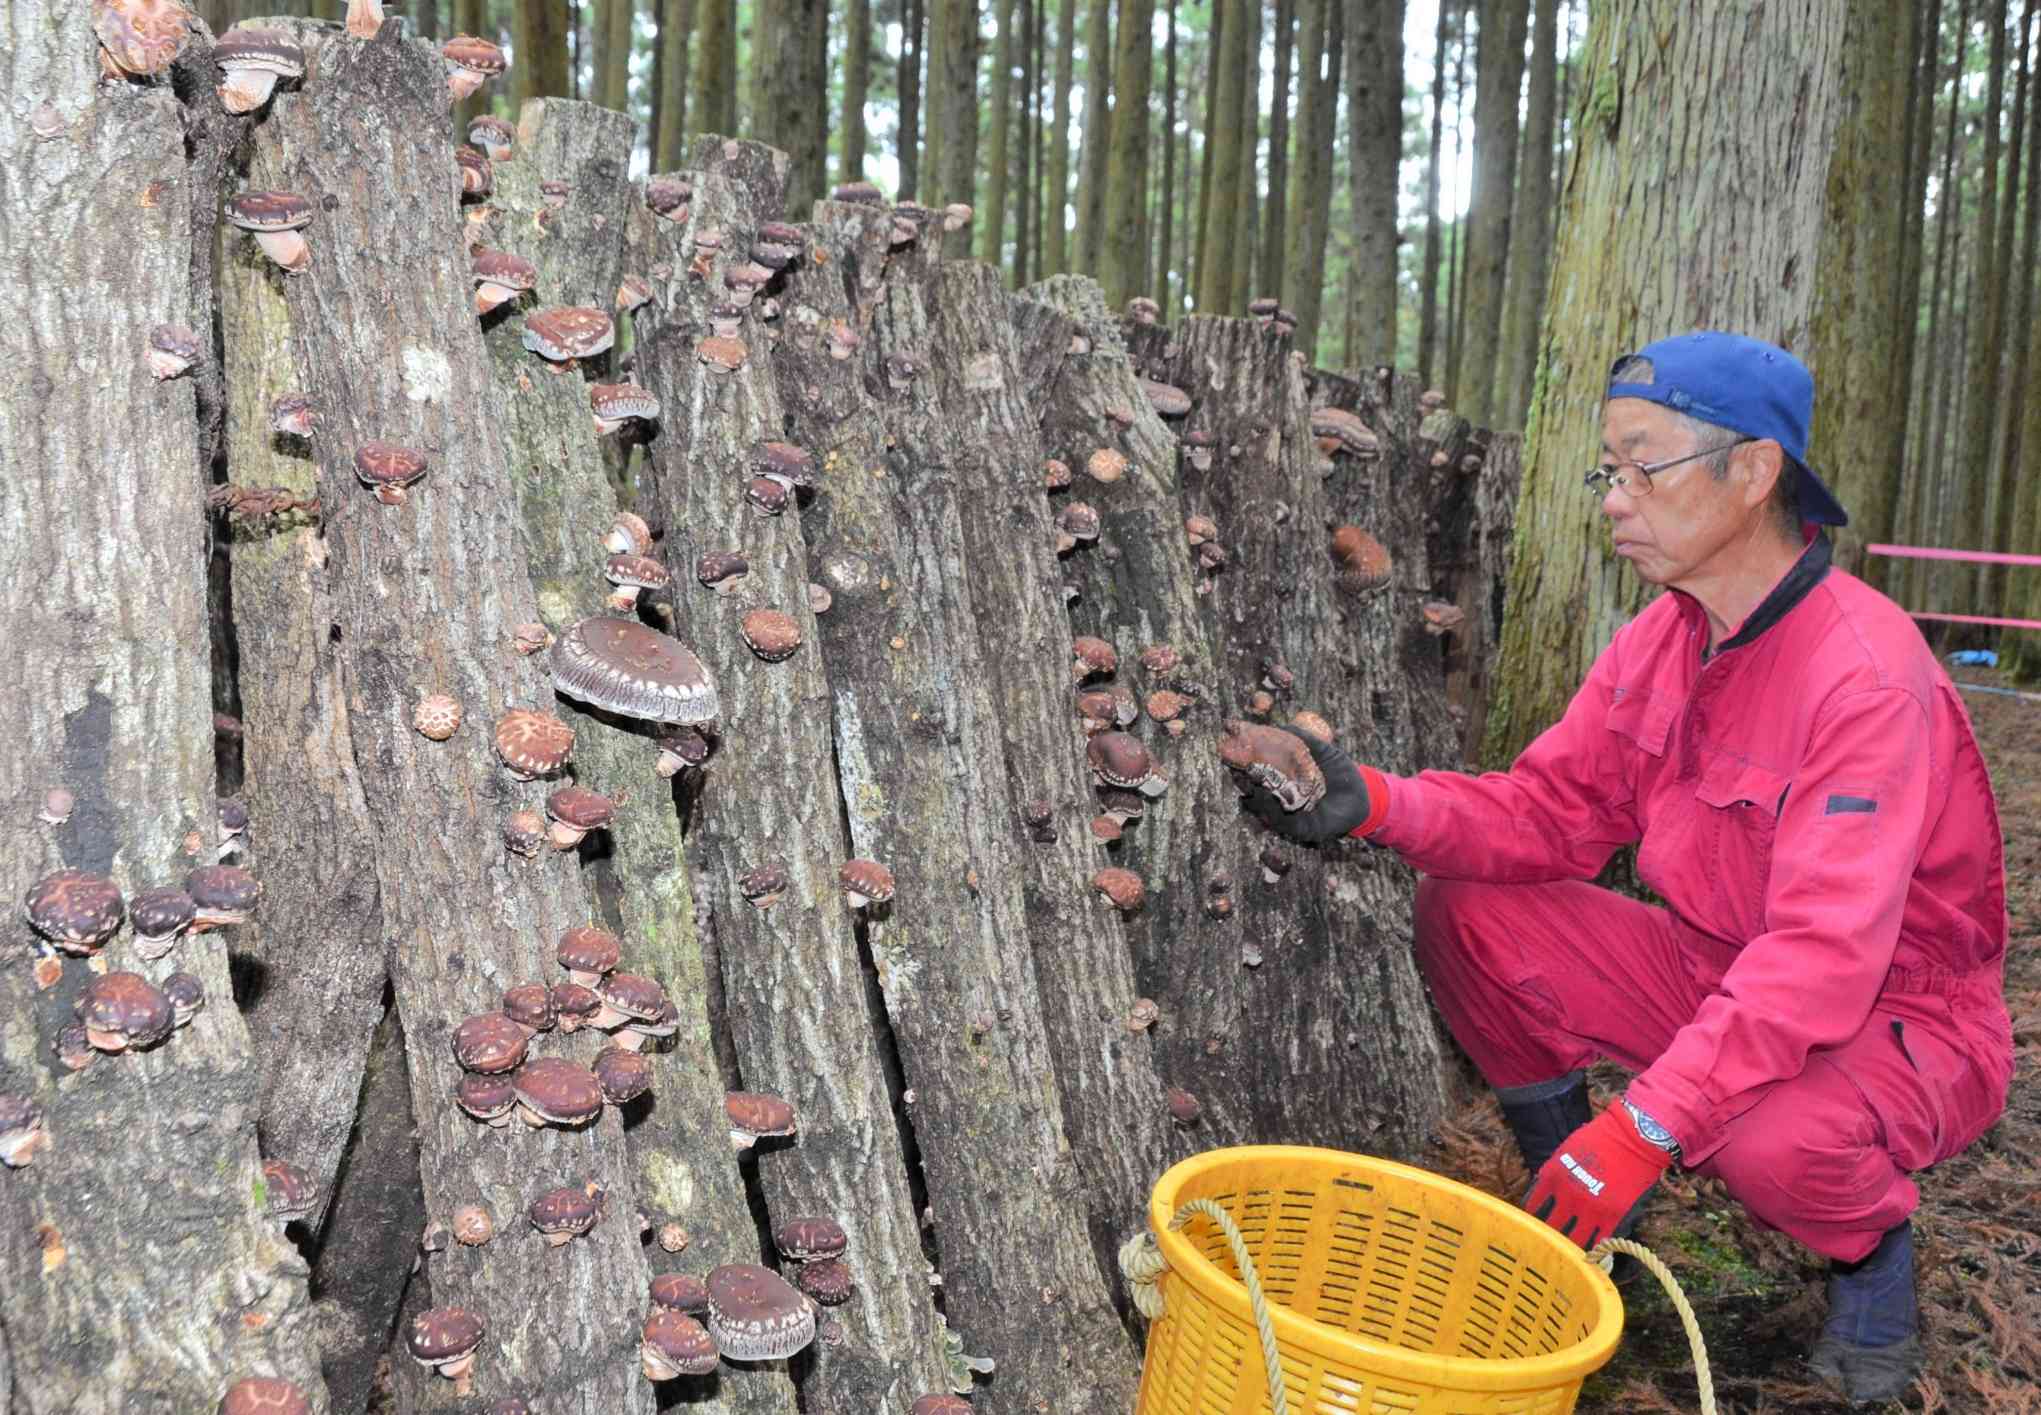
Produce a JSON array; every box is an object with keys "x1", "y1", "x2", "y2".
[
  {"x1": 1907, "y1": 611, "x2": 2041, "y2": 631},
  {"x1": 1866, "y1": 543, "x2": 2041, "y2": 567}
]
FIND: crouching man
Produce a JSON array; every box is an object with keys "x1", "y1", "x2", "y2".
[{"x1": 1241, "y1": 333, "x2": 2012, "y2": 1402}]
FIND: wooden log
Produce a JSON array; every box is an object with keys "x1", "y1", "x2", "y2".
[
  {"x1": 629, "y1": 159, "x2": 953, "y2": 1406},
  {"x1": 0, "y1": 4, "x2": 326, "y2": 1404},
  {"x1": 853, "y1": 243, "x2": 1145, "y2": 1403},
  {"x1": 1117, "y1": 317, "x2": 1451, "y2": 1158},
  {"x1": 263, "y1": 28, "x2": 652, "y2": 1412},
  {"x1": 682, "y1": 132, "x2": 792, "y2": 220},
  {"x1": 478, "y1": 98, "x2": 798, "y2": 1415}
]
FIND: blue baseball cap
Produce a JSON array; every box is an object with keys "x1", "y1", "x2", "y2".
[{"x1": 1605, "y1": 331, "x2": 1847, "y2": 526}]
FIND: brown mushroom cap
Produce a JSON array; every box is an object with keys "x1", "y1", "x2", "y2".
[
  {"x1": 696, "y1": 550, "x2": 749, "y2": 593},
  {"x1": 1085, "y1": 731, "x2": 1154, "y2": 789},
  {"x1": 471, "y1": 246, "x2": 537, "y2": 292},
  {"x1": 455, "y1": 1071, "x2": 516, "y2": 1122},
  {"x1": 1216, "y1": 719, "x2": 1330, "y2": 813},
  {"x1": 219, "y1": 1376, "x2": 313, "y2": 1415},
  {"x1": 451, "y1": 1012, "x2": 529, "y2": 1073},
  {"x1": 262, "y1": 1156, "x2": 320, "y2": 1223},
  {"x1": 76, "y1": 972, "x2": 173, "y2": 1050},
  {"x1": 753, "y1": 440, "x2": 815, "y2": 489},
  {"x1": 546, "y1": 785, "x2": 616, "y2": 831},
  {"x1": 706, "y1": 1262, "x2": 816, "y2": 1362},
  {"x1": 441, "y1": 33, "x2": 507, "y2": 74},
  {"x1": 651, "y1": 1271, "x2": 712, "y2": 1312},
  {"x1": 1141, "y1": 378, "x2": 1193, "y2": 417},
  {"x1": 593, "y1": 1044, "x2": 653, "y2": 1103},
  {"x1": 550, "y1": 981, "x2": 602, "y2": 1027},
  {"x1": 556, "y1": 924, "x2": 621, "y2": 980},
  {"x1": 94, "y1": 0, "x2": 193, "y2": 77},
  {"x1": 1085, "y1": 447, "x2": 1129, "y2": 483},
  {"x1": 698, "y1": 334, "x2": 750, "y2": 372},
  {"x1": 1289, "y1": 709, "x2": 1336, "y2": 744},
  {"x1": 224, "y1": 190, "x2": 313, "y2": 232},
  {"x1": 645, "y1": 176, "x2": 693, "y2": 215},
  {"x1": 407, "y1": 1305, "x2": 486, "y2": 1367},
  {"x1": 551, "y1": 615, "x2": 721, "y2": 726},
  {"x1": 739, "y1": 609, "x2": 803, "y2": 662},
  {"x1": 643, "y1": 1308, "x2": 721, "y2": 1378},
  {"x1": 1329, "y1": 525, "x2": 1393, "y2": 592},
  {"x1": 1071, "y1": 635, "x2": 1118, "y2": 680},
  {"x1": 162, "y1": 971, "x2": 205, "y2": 1024},
  {"x1": 353, "y1": 442, "x2": 428, "y2": 492},
  {"x1": 772, "y1": 1215, "x2": 847, "y2": 1262},
  {"x1": 467, "y1": 114, "x2": 514, "y2": 150},
  {"x1": 910, "y1": 1399, "x2": 973, "y2": 1415},
  {"x1": 605, "y1": 552, "x2": 672, "y2": 590},
  {"x1": 1311, "y1": 406, "x2": 1378, "y2": 456},
  {"x1": 1091, "y1": 866, "x2": 1146, "y2": 912},
  {"x1": 529, "y1": 1183, "x2": 601, "y2": 1239},
  {"x1": 725, "y1": 1090, "x2": 797, "y2": 1141},
  {"x1": 837, "y1": 858, "x2": 895, "y2": 908},
  {"x1": 793, "y1": 1256, "x2": 854, "y2": 1307},
  {"x1": 591, "y1": 381, "x2": 661, "y2": 423},
  {"x1": 494, "y1": 708, "x2": 576, "y2": 777},
  {"x1": 24, "y1": 869, "x2": 124, "y2": 950},
  {"x1": 513, "y1": 1058, "x2": 604, "y2": 1126},
  {"x1": 597, "y1": 971, "x2": 667, "y2": 1022},
  {"x1": 522, "y1": 306, "x2": 615, "y2": 361}
]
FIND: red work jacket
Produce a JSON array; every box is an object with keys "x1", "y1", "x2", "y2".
[{"x1": 1366, "y1": 536, "x2": 2013, "y2": 1164}]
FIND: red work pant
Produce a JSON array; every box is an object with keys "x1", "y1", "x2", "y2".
[{"x1": 1412, "y1": 876, "x2": 2003, "y2": 1264}]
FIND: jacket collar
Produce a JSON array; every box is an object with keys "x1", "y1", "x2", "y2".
[{"x1": 1681, "y1": 529, "x2": 1833, "y2": 663}]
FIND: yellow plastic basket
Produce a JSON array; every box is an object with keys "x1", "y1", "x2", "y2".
[{"x1": 1136, "y1": 1146, "x2": 1625, "y2": 1415}]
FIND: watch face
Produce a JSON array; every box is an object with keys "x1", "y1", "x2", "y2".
[{"x1": 1625, "y1": 1100, "x2": 1678, "y2": 1151}]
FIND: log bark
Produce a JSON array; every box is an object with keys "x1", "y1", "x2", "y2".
[
  {"x1": 848, "y1": 240, "x2": 1141, "y2": 1406},
  {"x1": 222, "y1": 16, "x2": 390, "y2": 1219},
  {"x1": 479, "y1": 98, "x2": 799, "y2": 1415},
  {"x1": 0, "y1": 6, "x2": 326, "y2": 1406},
  {"x1": 629, "y1": 160, "x2": 954, "y2": 1406},
  {"x1": 265, "y1": 29, "x2": 652, "y2": 1412},
  {"x1": 1118, "y1": 319, "x2": 1451, "y2": 1157}
]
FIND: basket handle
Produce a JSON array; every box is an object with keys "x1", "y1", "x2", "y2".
[{"x1": 1121, "y1": 1197, "x2": 1290, "y2": 1415}]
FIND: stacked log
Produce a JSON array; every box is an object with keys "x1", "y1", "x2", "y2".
[{"x1": 1, "y1": 0, "x2": 1523, "y2": 1390}]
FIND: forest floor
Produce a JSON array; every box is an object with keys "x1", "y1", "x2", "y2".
[{"x1": 1425, "y1": 665, "x2": 2041, "y2": 1414}]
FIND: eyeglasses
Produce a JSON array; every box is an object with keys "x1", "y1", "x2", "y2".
[{"x1": 1583, "y1": 439, "x2": 1752, "y2": 497}]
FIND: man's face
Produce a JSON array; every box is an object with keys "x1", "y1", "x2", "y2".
[{"x1": 1597, "y1": 399, "x2": 1753, "y2": 587}]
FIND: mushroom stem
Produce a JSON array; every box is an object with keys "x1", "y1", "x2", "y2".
[
  {"x1": 447, "y1": 66, "x2": 490, "y2": 103},
  {"x1": 547, "y1": 821, "x2": 588, "y2": 850},
  {"x1": 373, "y1": 484, "x2": 409, "y2": 507},
  {"x1": 612, "y1": 1030, "x2": 648, "y2": 1053},
  {"x1": 217, "y1": 71, "x2": 280, "y2": 113},
  {"x1": 252, "y1": 229, "x2": 310, "y2": 274},
  {"x1": 605, "y1": 585, "x2": 643, "y2": 613},
  {"x1": 474, "y1": 281, "x2": 521, "y2": 315},
  {"x1": 344, "y1": 0, "x2": 385, "y2": 38},
  {"x1": 517, "y1": 1104, "x2": 548, "y2": 1128}
]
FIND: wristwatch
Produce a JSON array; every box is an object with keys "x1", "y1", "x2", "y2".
[{"x1": 1622, "y1": 1098, "x2": 1683, "y2": 1165}]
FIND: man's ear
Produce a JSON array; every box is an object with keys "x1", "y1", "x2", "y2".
[{"x1": 1740, "y1": 439, "x2": 1784, "y2": 510}]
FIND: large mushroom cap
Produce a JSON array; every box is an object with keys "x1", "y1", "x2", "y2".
[
  {"x1": 471, "y1": 246, "x2": 537, "y2": 291},
  {"x1": 219, "y1": 1376, "x2": 313, "y2": 1415},
  {"x1": 1091, "y1": 866, "x2": 1146, "y2": 913},
  {"x1": 772, "y1": 1215, "x2": 847, "y2": 1262},
  {"x1": 455, "y1": 1071, "x2": 516, "y2": 1121},
  {"x1": 599, "y1": 972, "x2": 666, "y2": 1021},
  {"x1": 224, "y1": 190, "x2": 313, "y2": 232},
  {"x1": 76, "y1": 972, "x2": 174, "y2": 1050},
  {"x1": 215, "y1": 28, "x2": 304, "y2": 74},
  {"x1": 546, "y1": 786, "x2": 615, "y2": 831},
  {"x1": 551, "y1": 615, "x2": 720, "y2": 726},
  {"x1": 1311, "y1": 406, "x2": 1379, "y2": 457},
  {"x1": 441, "y1": 33, "x2": 507, "y2": 74},
  {"x1": 407, "y1": 1305, "x2": 486, "y2": 1366},
  {"x1": 593, "y1": 1044, "x2": 653, "y2": 1102},
  {"x1": 642, "y1": 1308, "x2": 721, "y2": 1378},
  {"x1": 605, "y1": 552, "x2": 670, "y2": 590},
  {"x1": 794, "y1": 1256, "x2": 854, "y2": 1307},
  {"x1": 591, "y1": 381, "x2": 660, "y2": 423},
  {"x1": 93, "y1": 0, "x2": 193, "y2": 76},
  {"x1": 1329, "y1": 525, "x2": 1393, "y2": 593},
  {"x1": 513, "y1": 1057, "x2": 603, "y2": 1126},
  {"x1": 724, "y1": 1090, "x2": 797, "y2": 1142},
  {"x1": 529, "y1": 1183, "x2": 602, "y2": 1238},
  {"x1": 187, "y1": 864, "x2": 261, "y2": 921},
  {"x1": 451, "y1": 1012, "x2": 529, "y2": 1073},
  {"x1": 494, "y1": 708, "x2": 575, "y2": 777},
  {"x1": 24, "y1": 868, "x2": 124, "y2": 949},
  {"x1": 739, "y1": 609, "x2": 803, "y2": 662},
  {"x1": 651, "y1": 1271, "x2": 711, "y2": 1312},
  {"x1": 1085, "y1": 731, "x2": 1154, "y2": 789},
  {"x1": 1216, "y1": 720, "x2": 1330, "y2": 813},
  {"x1": 353, "y1": 442, "x2": 428, "y2": 492},
  {"x1": 837, "y1": 858, "x2": 894, "y2": 909},
  {"x1": 705, "y1": 1263, "x2": 816, "y2": 1362},
  {"x1": 556, "y1": 924, "x2": 621, "y2": 979},
  {"x1": 522, "y1": 306, "x2": 615, "y2": 361}
]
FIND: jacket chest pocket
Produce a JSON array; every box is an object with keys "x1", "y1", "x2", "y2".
[{"x1": 1693, "y1": 759, "x2": 1792, "y2": 928}]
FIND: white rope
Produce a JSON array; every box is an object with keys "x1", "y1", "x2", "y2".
[{"x1": 1121, "y1": 1199, "x2": 1289, "y2": 1414}]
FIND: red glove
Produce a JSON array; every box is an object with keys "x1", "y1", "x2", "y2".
[{"x1": 1525, "y1": 1106, "x2": 1671, "y2": 1251}]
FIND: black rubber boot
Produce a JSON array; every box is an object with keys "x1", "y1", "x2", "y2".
[
  {"x1": 1808, "y1": 1220, "x2": 1921, "y2": 1404},
  {"x1": 1498, "y1": 1074, "x2": 1648, "y2": 1282}
]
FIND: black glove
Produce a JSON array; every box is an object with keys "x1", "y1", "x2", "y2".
[{"x1": 1238, "y1": 726, "x2": 1376, "y2": 845}]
